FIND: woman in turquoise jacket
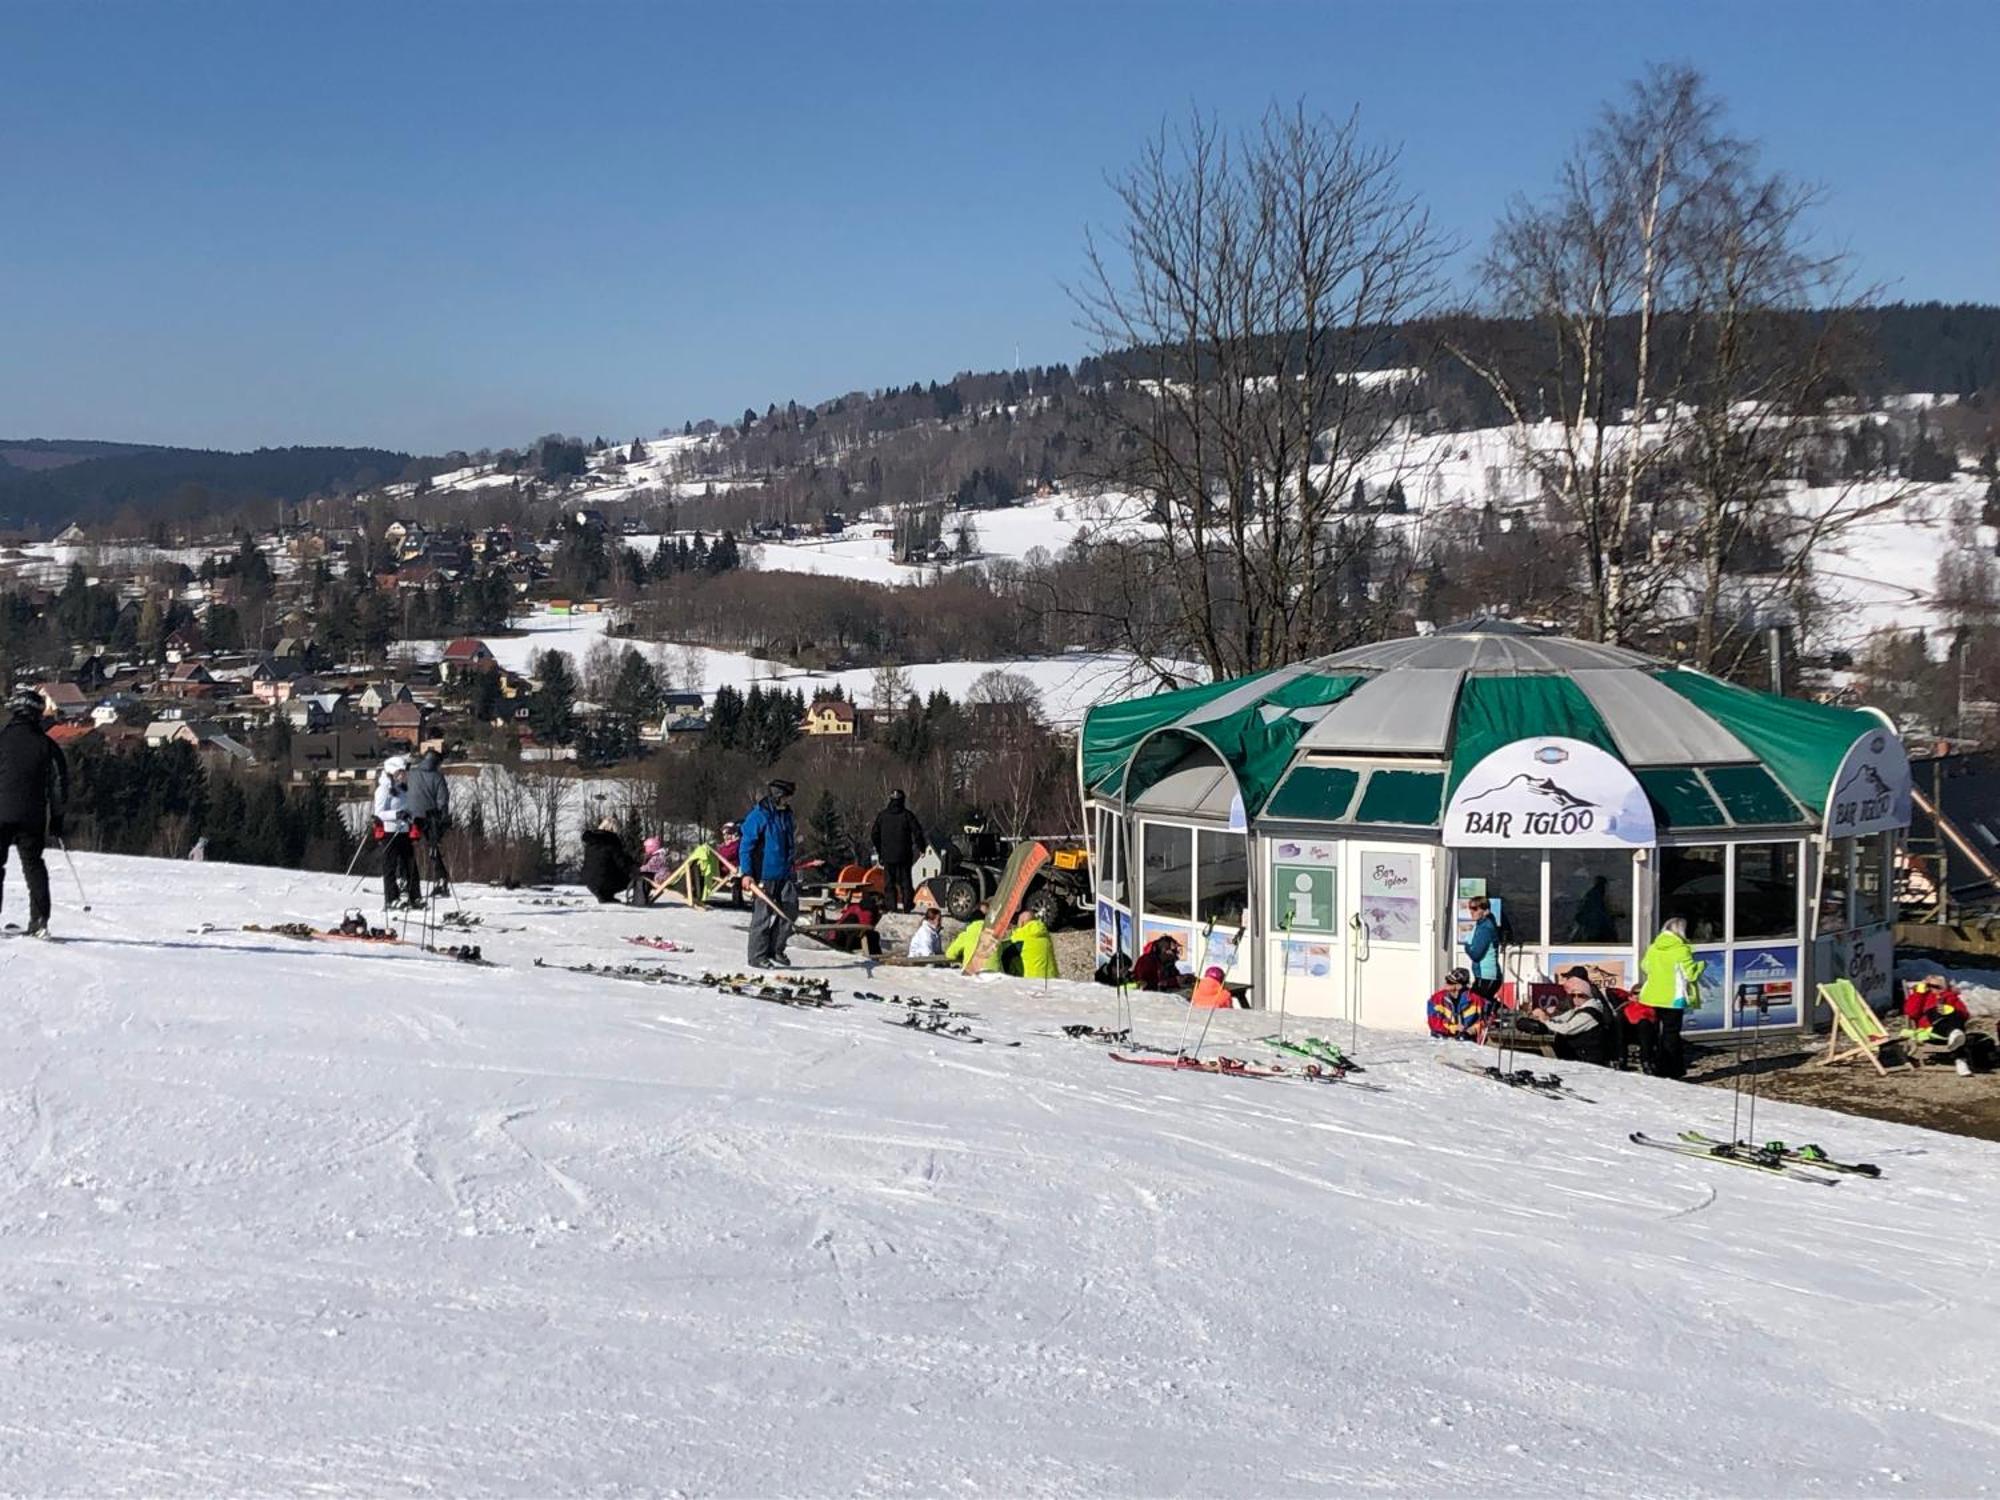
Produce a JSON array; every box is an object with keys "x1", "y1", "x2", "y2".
[{"x1": 1637, "y1": 916, "x2": 1705, "y2": 1079}]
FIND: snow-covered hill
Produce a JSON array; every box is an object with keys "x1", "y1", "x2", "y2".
[
  {"x1": 3, "y1": 854, "x2": 1997, "y2": 1494},
  {"x1": 405, "y1": 605, "x2": 1179, "y2": 726}
]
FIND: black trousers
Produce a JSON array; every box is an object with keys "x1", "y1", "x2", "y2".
[
  {"x1": 0, "y1": 821, "x2": 50, "y2": 927},
  {"x1": 884, "y1": 860, "x2": 915, "y2": 912},
  {"x1": 382, "y1": 831, "x2": 418, "y2": 906},
  {"x1": 1638, "y1": 1007, "x2": 1686, "y2": 1079}
]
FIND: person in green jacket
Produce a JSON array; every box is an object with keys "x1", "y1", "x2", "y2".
[
  {"x1": 944, "y1": 914, "x2": 1002, "y2": 972},
  {"x1": 1004, "y1": 910, "x2": 1059, "y2": 980},
  {"x1": 1637, "y1": 916, "x2": 1705, "y2": 1079}
]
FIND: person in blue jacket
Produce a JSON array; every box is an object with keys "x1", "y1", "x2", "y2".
[
  {"x1": 738, "y1": 779, "x2": 799, "y2": 968},
  {"x1": 1463, "y1": 896, "x2": 1503, "y2": 1004}
]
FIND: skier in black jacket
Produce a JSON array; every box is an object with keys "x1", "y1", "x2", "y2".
[
  {"x1": 869, "y1": 788, "x2": 927, "y2": 913},
  {"x1": 0, "y1": 688, "x2": 71, "y2": 938}
]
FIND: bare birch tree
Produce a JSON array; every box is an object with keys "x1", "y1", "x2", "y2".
[
  {"x1": 1070, "y1": 104, "x2": 1447, "y2": 679},
  {"x1": 1463, "y1": 64, "x2": 1901, "y2": 665}
]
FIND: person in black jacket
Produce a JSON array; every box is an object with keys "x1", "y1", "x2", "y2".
[
  {"x1": 0, "y1": 689, "x2": 70, "y2": 938},
  {"x1": 869, "y1": 788, "x2": 927, "y2": 913},
  {"x1": 403, "y1": 749, "x2": 452, "y2": 899},
  {"x1": 580, "y1": 817, "x2": 636, "y2": 904}
]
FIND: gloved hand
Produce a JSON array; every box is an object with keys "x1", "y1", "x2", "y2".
[{"x1": 47, "y1": 813, "x2": 65, "y2": 841}]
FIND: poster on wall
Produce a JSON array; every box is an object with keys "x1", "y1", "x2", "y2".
[
  {"x1": 1282, "y1": 941, "x2": 1334, "y2": 979},
  {"x1": 1732, "y1": 946, "x2": 1799, "y2": 1027},
  {"x1": 1681, "y1": 946, "x2": 1729, "y2": 1033},
  {"x1": 1359, "y1": 850, "x2": 1422, "y2": 944},
  {"x1": 1095, "y1": 899, "x2": 1118, "y2": 959},
  {"x1": 1823, "y1": 730, "x2": 1913, "y2": 838},
  {"x1": 1545, "y1": 950, "x2": 1631, "y2": 994},
  {"x1": 1442, "y1": 737, "x2": 1657, "y2": 849},
  {"x1": 1201, "y1": 925, "x2": 1243, "y2": 978},
  {"x1": 1117, "y1": 909, "x2": 1135, "y2": 962},
  {"x1": 1270, "y1": 849, "x2": 1339, "y2": 935}
]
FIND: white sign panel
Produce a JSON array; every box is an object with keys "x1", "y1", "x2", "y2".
[
  {"x1": 1443, "y1": 737, "x2": 1657, "y2": 850},
  {"x1": 1824, "y1": 729, "x2": 1912, "y2": 837}
]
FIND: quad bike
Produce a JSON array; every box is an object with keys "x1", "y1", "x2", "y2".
[{"x1": 930, "y1": 814, "x2": 1092, "y2": 928}]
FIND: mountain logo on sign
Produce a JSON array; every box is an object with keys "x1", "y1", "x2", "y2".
[
  {"x1": 1464, "y1": 773, "x2": 1594, "y2": 812},
  {"x1": 1830, "y1": 761, "x2": 1895, "y2": 830},
  {"x1": 1458, "y1": 773, "x2": 1599, "y2": 838}
]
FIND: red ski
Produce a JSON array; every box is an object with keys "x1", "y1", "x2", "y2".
[{"x1": 1108, "y1": 1052, "x2": 1278, "y2": 1078}]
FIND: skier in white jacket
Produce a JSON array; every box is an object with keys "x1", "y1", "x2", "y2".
[{"x1": 373, "y1": 756, "x2": 418, "y2": 909}]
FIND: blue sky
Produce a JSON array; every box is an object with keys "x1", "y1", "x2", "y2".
[{"x1": 4, "y1": 0, "x2": 1995, "y2": 454}]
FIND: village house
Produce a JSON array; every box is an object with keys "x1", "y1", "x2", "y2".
[
  {"x1": 438, "y1": 638, "x2": 497, "y2": 683},
  {"x1": 376, "y1": 700, "x2": 428, "y2": 747},
  {"x1": 355, "y1": 682, "x2": 415, "y2": 717},
  {"x1": 37, "y1": 682, "x2": 91, "y2": 721},
  {"x1": 287, "y1": 731, "x2": 389, "y2": 784},
  {"x1": 803, "y1": 696, "x2": 857, "y2": 737},
  {"x1": 281, "y1": 692, "x2": 346, "y2": 735},
  {"x1": 90, "y1": 693, "x2": 142, "y2": 727},
  {"x1": 159, "y1": 661, "x2": 218, "y2": 700}
]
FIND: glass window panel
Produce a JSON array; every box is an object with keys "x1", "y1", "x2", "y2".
[
  {"x1": 1818, "y1": 838, "x2": 1852, "y2": 932},
  {"x1": 1141, "y1": 823, "x2": 1194, "y2": 921},
  {"x1": 1196, "y1": 830, "x2": 1250, "y2": 927},
  {"x1": 1454, "y1": 848, "x2": 1545, "y2": 947},
  {"x1": 1266, "y1": 766, "x2": 1360, "y2": 821},
  {"x1": 1733, "y1": 841, "x2": 1799, "y2": 940},
  {"x1": 1658, "y1": 844, "x2": 1727, "y2": 943},
  {"x1": 1549, "y1": 849, "x2": 1633, "y2": 945},
  {"x1": 1097, "y1": 809, "x2": 1123, "y2": 903},
  {"x1": 1706, "y1": 765, "x2": 1803, "y2": 826},
  {"x1": 1854, "y1": 831, "x2": 1889, "y2": 926},
  {"x1": 1353, "y1": 770, "x2": 1445, "y2": 825},
  {"x1": 1637, "y1": 768, "x2": 1728, "y2": 829}
]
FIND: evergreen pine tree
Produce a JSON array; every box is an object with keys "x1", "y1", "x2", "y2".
[
  {"x1": 804, "y1": 789, "x2": 847, "y2": 865},
  {"x1": 528, "y1": 649, "x2": 578, "y2": 746}
]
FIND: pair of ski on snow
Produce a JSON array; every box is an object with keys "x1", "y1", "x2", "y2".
[{"x1": 1628, "y1": 1131, "x2": 1879, "y2": 1182}]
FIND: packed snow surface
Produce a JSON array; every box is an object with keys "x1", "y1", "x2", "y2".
[{"x1": 3, "y1": 854, "x2": 1998, "y2": 1495}]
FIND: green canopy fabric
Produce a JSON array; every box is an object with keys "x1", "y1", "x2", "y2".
[
  {"x1": 1446, "y1": 676, "x2": 1621, "y2": 798},
  {"x1": 1652, "y1": 668, "x2": 1877, "y2": 817},
  {"x1": 1080, "y1": 624, "x2": 1900, "y2": 835}
]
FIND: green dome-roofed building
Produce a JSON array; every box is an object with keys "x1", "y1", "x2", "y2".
[{"x1": 1081, "y1": 620, "x2": 1910, "y2": 1034}]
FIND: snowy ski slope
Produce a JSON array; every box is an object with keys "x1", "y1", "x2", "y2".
[{"x1": 2, "y1": 854, "x2": 1997, "y2": 1494}]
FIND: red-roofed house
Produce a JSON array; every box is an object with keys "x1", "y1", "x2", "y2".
[{"x1": 439, "y1": 638, "x2": 497, "y2": 683}]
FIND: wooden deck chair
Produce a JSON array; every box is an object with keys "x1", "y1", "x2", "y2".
[{"x1": 1814, "y1": 979, "x2": 1914, "y2": 1074}]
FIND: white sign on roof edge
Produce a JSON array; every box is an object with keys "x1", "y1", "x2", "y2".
[
  {"x1": 1443, "y1": 737, "x2": 1658, "y2": 850},
  {"x1": 1823, "y1": 729, "x2": 1912, "y2": 838}
]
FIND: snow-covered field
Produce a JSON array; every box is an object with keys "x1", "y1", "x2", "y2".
[
  {"x1": 406, "y1": 607, "x2": 1184, "y2": 726},
  {"x1": 3, "y1": 853, "x2": 1998, "y2": 1494}
]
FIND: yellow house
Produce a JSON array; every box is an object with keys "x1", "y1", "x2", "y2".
[{"x1": 804, "y1": 696, "x2": 856, "y2": 736}]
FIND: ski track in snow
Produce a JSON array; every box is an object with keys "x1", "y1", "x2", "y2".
[{"x1": 1, "y1": 854, "x2": 1997, "y2": 1495}]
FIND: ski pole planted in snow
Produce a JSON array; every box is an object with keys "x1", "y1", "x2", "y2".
[{"x1": 58, "y1": 840, "x2": 90, "y2": 911}]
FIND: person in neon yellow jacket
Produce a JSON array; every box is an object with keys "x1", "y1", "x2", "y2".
[
  {"x1": 945, "y1": 915, "x2": 1002, "y2": 972},
  {"x1": 1004, "y1": 911, "x2": 1059, "y2": 980},
  {"x1": 1637, "y1": 916, "x2": 1705, "y2": 1079}
]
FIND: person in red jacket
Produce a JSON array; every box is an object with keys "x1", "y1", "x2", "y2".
[
  {"x1": 1903, "y1": 976, "x2": 1971, "y2": 1052},
  {"x1": 1427, "y1": 968, "x2": 1482, "y2": 1039},
  {"x1": 1131, "y1": 934, "x2": 1188, "y2": 992}
]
